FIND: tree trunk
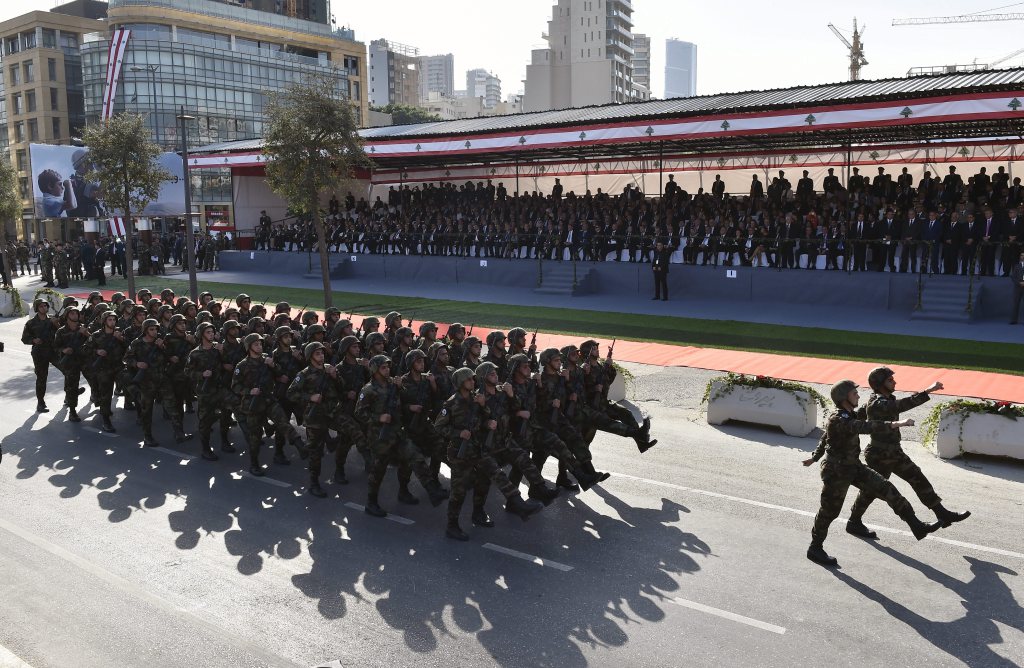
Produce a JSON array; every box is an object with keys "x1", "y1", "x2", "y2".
[
  {"x1": 123, "y1": 177, "x2": 136, "y2": 301},
  {"x1": 312, "y1": 186, "x2": 332, "y2": 308}
]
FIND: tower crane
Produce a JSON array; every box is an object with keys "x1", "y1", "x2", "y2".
[
  {"x1": 893, "y1": 13, "x2": 1024, "y2": 26},
  {"x1": 828, "y1": 19, "x2": 868, "y2": 81}
]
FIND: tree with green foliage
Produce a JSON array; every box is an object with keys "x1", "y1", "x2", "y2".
[
  {"x1": 83, "y1": 112, "x2": 171, "y2": 300},
  {"x1": 0, "y1": 153, "x2": 21, "y2": 241},
  {"x1": 371, "y1": 103, "x2": 441, "y2": 126},
  {"x1": 264, "y1": 74, "x2": 369, "y2": 307}
]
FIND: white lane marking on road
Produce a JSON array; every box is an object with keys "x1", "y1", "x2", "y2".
[
  {"x1": 668, "y1": 596, "x2": 786, "y2": 635},
  {"x1": 151, "y1": 447, "x2": 197, "y2": 461},
  {"x1": 0, "y1": 516, "x2": 295, "y2": 668},
  {"x1": 343, "y1": 502, "x2": 415, "y2": 525},
  {"x1": 243, "y1": 474, "x2": 290, "y2": 488},
  {"x1": 608, "y1": 471, "x2": 1024, "y2": 561},
  {"x1": 0, "y1": 642, "x2": 35, "y2": 667},
  {"x1": 481, "y1": 543, "x2": 574, "y2": 572}
]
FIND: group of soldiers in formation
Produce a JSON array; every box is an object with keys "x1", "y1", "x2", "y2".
[
  {"x1": 20, "y1": 289, "x2": 657, "y2": 540},
  {"x1": 249, "y1": 163, "x2": 1022, "y2": 276}
]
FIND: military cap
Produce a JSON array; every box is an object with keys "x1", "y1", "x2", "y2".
[
  {"x1": 867, "y1": 366, "x2": 895, "y2": 392},
  {"x1": 418, "y1": 321, "x2": 438, "y2": 336},
  {"x1": 337, "y1": 335, "x2": 361, "y2": 357},
  {"x1": 475, "y1": 361, "x2": 497, "y2": 384},
  {"x1": 304, "y1": 341, "x2": 325, "y2": 361},
  {"x1": 242, "y1": 332, "x2": 263, "y2": 351},
  {"x1": 404, "y1": 348, "x2": 427, "y2": 367},
  {"x1": 539, "y1": 347, "x2": 561, "y2": 366},
  {"x1": 274, "y1": 325, "x2": 293, "y2": 339},
  {"x1": 452, "y1": 367, "x2": 475, "y2": 387},
  {"x1": 368, "y1": 354, "x2": 391, "y2": 373},
  {"x1": 364, "y1": 332, "x2": 386, "y2": 349},
  {"x1": 830, "y1": 380, "x2": 858, "y2": 407}
]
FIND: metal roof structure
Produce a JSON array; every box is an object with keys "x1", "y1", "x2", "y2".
[{"x1": 190, "y1": 68, "x2": 1024, "y2": 172}]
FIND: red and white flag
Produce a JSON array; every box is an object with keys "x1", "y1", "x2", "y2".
[
  {"x1": 101, "y1": 28, "x2": 132, "y2": 121},
  {"x1": 109, "y1": 217, "x2": 127, "y2": 237}
]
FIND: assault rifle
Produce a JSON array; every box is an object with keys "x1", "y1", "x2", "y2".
[
  {"x1": 58, "y1": 328, "x2": 87, "y2": 370},
  {"x1": 378, "y1": 379, "x2": 400, "y2": 441},
  {"x1": 249, "y1": 357, "x2": 270, "y2": 412},
  {"x1": 458, "y1": 398, "x2": 481, "y2": 459},
  {"x1": 306, "y1": 366, "x2": 330, "y2": 421},
  {"x1": 406, "y1": 313, "x2": 415, "y2": 328},
  {"x1": 131, "y1": 339, "x2": 161, "y2": 384}
]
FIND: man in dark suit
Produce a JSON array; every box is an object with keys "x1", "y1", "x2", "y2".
[
  {"x1": 749, "y1": 175, "x2": 764, "y2": 200},
  {"x1": 878, "y1": 209, "x2": 899, "y2": 272},
  {"x1": 651, "y1": 239, "x2": 672, "y2": 301},
  {"x1": 1010, "y1": 251, "x2": 1024, "y2": 324},
  {"x1": 1002, "y1": 207, "x2": 1023, "y2": 277},
  {"x1": 960, "y1": 212, "x2": 981, "y2": 275},
  {"x1": 944, "y1": 211, "x2": 965, "y2": 275},
  {"x1": 872, "y1": 167, "x2": 893, "y2": 201},
  {"x1": 922, "y1": 210, "x2": 944, "y2": 274},
  {"x1": 823, "y1": 168, "x2": 840, "y2": 194},
  {"x1": 711, "y1": 174, "x2": 726, "y2": 200},
  {"x1": 850, "y1": 212, "x2": 871, "y2": 272},
  {"x1": 942, "y1": 166, "x2": 964, "y2": 204},
  {"x1": 900, "y1": 209, "x2": 924, "y2": 273},
  {"x1": 796, "y1": 170, "x2": 814, "y2": 208},
  {"x1": 979, "y1": 206, "x2": 1001, "y2": 276}
]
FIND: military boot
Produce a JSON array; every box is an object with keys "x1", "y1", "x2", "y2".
[
  {"x1": 446, "y1": 521, "x2": 469, "y2": 541},
  {"x1": 425, "y1": 480, "x2": 449, "y2": 508},
  {"x1": 200, "y1": 435, "x2": 219, "y2": 462},
  {"x1": 143, "y1": 432, "x2": 159, "y2": 447},
  {"x1": 272, "y1": 443, "x2": 290, "y2": 465},
  {"x1": 174, "y1": 425, "x2": 194, "y2": 444},
  {"x1": 397, "y1": 484, "x2": 420, "y2": 505},
  {"x1": 365, "y1": 492, "x2": 387, "y2": 518},
  {"x1": 806, "y1": 543, "x2": 839, "y2": 567},
  {"x1": 290, "y1": 435, "x2": 308, "y2": 460},
  {"x1": 308, "y1": 478, "x2": 327, "y2": 498},
  {"x1": 68, "y1": 408, "x2": 81, "y2": 423},
  {"x1": 36, "y1": 402, "x2": 49, "y2": 413},
  {"x1": 471, "y1": 506, "x2": 495, "y2": 528},
  {"x1": 504, "y1": 493, "x2": 544, "y2": 521},
  {"x1": 249, "y1": 453, "x2": 265, "y2": 476},
  {"x1": 528, "y1": 482, "x2": 559, "y2": 506},
  {"x1": 899, "y1": 509, "x2": 941, "y2": 541},
  {"x1": 123, "y1": 398, "x2": 136, "y2": 411},
  {"x1": 101, "y1": 415, "x2": 116, "y2": 433},
  {"x1": 933, "y1": 504, "x2": 971, "y2": 528},
  {"x1": 568, "y1": 464, "x2": 598, "y2": 491},
  {"x1": 555, "y1": 470, "x2": 580, "y2": 492},
  {"x1": 582, "y1": 461, "x2": 611, "y2": 484},
  {"x1": 332, "y1": 464, "x2": 349, "y2": 485},
  {"x1": 845, "y1": 518, "x2": 878, "y2": 539},
  {"x1": 636, "y1": 433, "x2": 658, "y2": 454},
  {"x1": 220, "y1": 430, "x2": 235, "y2": 453}
]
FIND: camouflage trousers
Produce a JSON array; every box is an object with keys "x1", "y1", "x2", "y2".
[
  {"x1": 396, "y1": 428, "x2": 446, "y2": 488},
  {"x1": 578, "y1": 403, "x2": 639, "y2": 445},
  {"x1": 811, "y1": 458, "x2": 914, "y2": 545},
  {"x1": 472, "y1": 439, "x2": 546, "y2": 508},
  {"x1": 89, "y1": 368, "x2": 116, "y2": 417},
  {"x1": 446, "y1": 442, "x2": 518, "y2": 523},
  {"x1": 239, "y1": 402, "x2": 295, "y2": 467},
  {"x1": 63, "y1": 365, "x2": 82, "y2": 409},
  {"x1": 306, "y1": 413, "x2": 367, "y2": 480},
  {"x1": 365, "y1": 431, "x2": 433, "y2": 498},
  {"x1": 131, "y1": 384, "x2": 160, "y2": 435},
  {"x1": 160, "y1": 377, "x2": 188, "y2": 431},
  {"x1": 195, "y1": 390, "x2": 225, "y2": 442},
  {"x1": 848, "y1": 444, "x2": 941, "y2": 521}
]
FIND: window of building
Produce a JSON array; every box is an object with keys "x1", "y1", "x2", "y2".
[
  {"x1": 51, "y1": 118, "x2": 60, "y2": 141},
  {"x1": 42, "y1": 29, "x2": 57, "y2": 49},
  {"x1": 9, "y1": 65, "x2": 20, "y2": 86},
  {"x1": 28, "y1": 119, "x2": 38, "y2": 141},
  {"x1": 47, "y1": 58, "x2": 57, "y2": 81},
  {"x1": 22, "y1": 31, "x2": 36, "y2": 49},
  {"x1": 60, "y1": 34, "x2": 78, "y2": 49},
  {"x1": 19, "y1": 177, "x2": 28, "y2": 199},
  {"x1": 23, "y1": 61, "x2": 34, "y2": 83},
  {"x1": 16, "y1": 149, "x2": 26, "y2": 171},
  {"x1": 12, "y1": 94, "x2": 22, "y2": 115},
  {"x1": 6, "y1": 37, "x2": 20, "y2": 55},
  {"x1": 50, "y1": 88, "x2": 58, "y2": 110},
  {"x1": 14, "y1": 122, "x2": 25, "y2": 142},
  {"x1": 26, "y1": 91, "x2": 35, "y2": 112}
]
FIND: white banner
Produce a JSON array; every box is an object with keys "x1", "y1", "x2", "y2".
[
  {"x1": 102, "y1": 28, "x2": 131, "y2": 121},
  {"x1": 109, "y1": 216, "x2": 126, "y2": 237}
]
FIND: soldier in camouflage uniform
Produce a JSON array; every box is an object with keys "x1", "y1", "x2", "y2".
[
  {"x1": 185, "y1": 322, "x2": 223, "y2": 461},
  {"x1": 54, "y1": 241, "x2": 70, "y2": 288},
  {"x1": 389, "y1": 326, "x2": 415, "y2": 375},
  {"x1": 271, "y1": 326, "x2": 305, "y2": 428},
  {"x1": 286, "y1": 342, "x2": 336, "y2": 497},
  {"x1": 434, "y1": 367, "x2": 545, "y2": 540},
  {"x1": 462, "y1": 335, "x2": 482, "y2": 368},
  {"x1": 218, "y1": 320, "x2": 246, "y2": 452},
  {"x1": 483, "y1": 331, "x2": 509, "y2": 379},
  {"x1": 444, "y1": 323, "x2": 467, "y2": 368},
  {"x1": 160, "y1": 314, "x2": 195, "y2": 443},
  {"x1": 363, "y1": 331, "x2": 386, "y2": 358},
  {"x1": 232, "y1": 333, "x2": 306, "y2": 476},
  {"x1": 579, "y1": 340, "x2": 654, "y2": 452},
  {"x1": 83, "y1": 311, "x2": 126, "y2": 432},
  {"x1": 354, "y1": 355, "x2": 448, "y2": 518},
  {"x1": 844, "y1": 367, "x2": 970, "y2": 538},
  {"x1": 123, "y1": 318, "x2": 165, "y2": 446},
  {"x1": 70, "y1": 241, "x2": 83, "y2": 281},
  {"x1": 202, "y1": 236, "x2": 217, "y2": 271},
  {"x1": 40, "y1": 242, "x2": 55, "y2": 287},
  {"x1": 22, "y1": 299, "x2": 58, "y2": 412},
  {"x1": 505, "y1": 353, "x2": 597, "y2": 491},
  {"x1": 53, "y1": 307, "x2": 90, "y2": 422},
  {"x1": 330, "y1": 335, "x2": 372, "y2": 483},
  {"x1": 802, "y1": 380, "x2": 942, "y2": 567},
  {"x1": 16, "y1": 241, "x2": 30, "y2": 276},
  {"x1": 396, "y1": 349, "x2": 448, "y2": 503},
  {"x1": 507, "y1": 327, "x2": 538, "y2": 371},
  {"x1": 416, "y1": 321, "x2": 439, "y2": 353}
]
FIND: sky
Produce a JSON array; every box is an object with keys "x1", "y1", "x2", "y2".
[{"x1": 7, "y1": 0, "x2": 1024, "y2": 99}]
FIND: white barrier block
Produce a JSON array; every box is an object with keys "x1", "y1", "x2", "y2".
[
  {"x1": 706, "y1": 380, "x2": 816, "y2": 437},
  {"x1": 0, "y1": 291, "x2": 28, "y2": 318},
  {"x1": 607, "y1": 372, "x2": 626, "y2": 402},
  {"x1": 931, "y1": 410, "x2": 1024, "y2": 460}
]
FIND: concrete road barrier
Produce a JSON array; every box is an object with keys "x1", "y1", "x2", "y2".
[
  {"x1": 931, "y1": 409, "x2": 1024, "y2": 460},
  {"x1": 706, "y1": 380, "x2": 817, "y2": 437}
]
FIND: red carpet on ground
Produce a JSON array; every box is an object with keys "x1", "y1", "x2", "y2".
[{"x1": 64, "y1": 289, "x2": 1020, "y2": 403}]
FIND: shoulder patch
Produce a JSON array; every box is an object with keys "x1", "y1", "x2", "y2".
[
  {"x1": 839, "y1": 410, "x2": 850, "y2": 418},
  {"x1": 234, "y1": 367, "x2": 241, "y2": 375},
  {"x1": 294, "y1": 373, "x2": 303, "y2": 384}
]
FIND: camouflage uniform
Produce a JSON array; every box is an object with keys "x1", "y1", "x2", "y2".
[
  {"x1": 54, "y1": 317, "x2": 90, "y2": 416},
  {"x1": 331, "y1": 342, "x2": 373, "y2": 480},
  {"x1": 202, "y1": 237, "x2": 216, "y2": 271},
  {"x1": 399, "y1": 351, "x2": 447, "y2": 492},
  {"x1": 160, "y1": 317, "x2": 194, "y2": 442},
  {"x1": 40, "y1": 245, "x2": 54, "y2": 286},
  {"x1": 84, "y1": 322, "x2": 127, "y2": 431},
  {"x1": 124, "y1": 324, "x2": 166, "y2": 444},
  {"x1": 16, "y1": 242, "x2": 30, "y2": 275},
  {"x1": 22, "y1": 305, "x2": 58, "y2": 408},
  {"x1": 53, "y1": 245, "x2": 70, "y2": 288},
  {"x1": 185, "y1": 327, "x2": 225, "y2": 459}
]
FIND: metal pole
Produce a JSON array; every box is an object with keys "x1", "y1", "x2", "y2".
[
  {"x1": 178, "y1": 106, "x2": 198, "y2": 302},
  {"x1": 659, "y1": 141, "x2": 664, "y2": 196},
  {"x1": 150, "y1": 69, "x2": 159, "y2": 146}
]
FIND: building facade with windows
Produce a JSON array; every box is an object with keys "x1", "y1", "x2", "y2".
[
  {"x1": 665, "y1": 38, "x2": 696, "y2": 98},
  {"x1": 631, "y1": 33, "x2": 650, "y2": 98},
  {"x1": 418, "y1": 53, "x2": 454, "y2": 100},
  {"x1": 76, "y1": 0, "x2": 367, "y2": 234},
  {"x1": 0, "y1": 2, "x2": 106, "y2": 240},
  {"x1": 466, "y1": 68, "x2": 501, "y2": 109},
  {"x1": 368, "y1": 38, "x2": 420, "y2": 108}
]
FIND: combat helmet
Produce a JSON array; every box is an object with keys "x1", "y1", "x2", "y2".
[
  {"x1": 452, "y1": 367, "x2": 475, "y2": 387},
  {"x1": 539, "y1": 347, "x2": 561, "y2": 367},
  {"x1": 867, "y1": 367, "x2": 895, "y2": 392},
  {"x1": 830, "y1": 380, "x2": 858, "y2": 407},
  {"x1": 304, "y1": 341, "x2": 325, "y2": 361},
  {"x1": 242, "y1": 332, "x2": 263, "y2": 352},
  {"x1": 404, "y1": 348, "x2": 427, "y2": 368},
  {"x1": 475, "y1": 361, "x2": 497, "y2": 385},
  {"x1": 368, "y1": 354, "x2": 391, "y2": 374}
]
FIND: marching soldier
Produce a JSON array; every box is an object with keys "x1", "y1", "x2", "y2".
[
  {"x1": 436, "y1": 367, "x2": 545, "y2": 540},
  {"x1": 160, "y1": 314, "x2": 195, "y2": 444},
  {"x1": 578, "y1": 340, "x2": 655, "y2": 452},
  {"x1": 327, "y1": 335, "x2": 372, "y2": 483},
  {"x1": 123, "y1": 318, "x2": 166, "y2": 446},
  {"x1": 22, "y1": 299, "x2": 58, "y2": 412},
  {"x1": 398, "y1": 349, "x2": 447, "y2": 502},
  {"x1": 802, "y1": 380, "x2": 942, "y2": 567},
  {"x1": 844, "y1": 367, "x2": 970, "y2": 538},
  {"x1": 354, "y1": 355, "x2": 449, "y2": 517},
  {"x1": 185, "y1": 322, "x2": 224, "y2": 461},
  {"x1": 286, "y1": 342, "x2": 340, "y2": 498},
  {"x1": 53, "y1": 307, "x2": 89, "y2": 421},
  {"x1": 83, "y1": 311, "x2": 125, "y2": 432},
  {"x1": 483, "y1": 331, "x2": 509, "y2": 379}
]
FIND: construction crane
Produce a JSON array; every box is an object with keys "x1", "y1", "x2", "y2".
[
  {"x1": 893, "y1": 13, "x2": 1024, "y2": 26},
  {"x1": 828, "y1": 19, "x2": 867, "y2": 81}
]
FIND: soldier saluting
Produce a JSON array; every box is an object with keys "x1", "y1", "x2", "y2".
[{"x1": 803, "y1": 380, "x2": 943, "y2": 567}]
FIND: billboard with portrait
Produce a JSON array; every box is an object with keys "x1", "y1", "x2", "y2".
[{"x1": 28, "y1": 143, "x2": 185, "y2": 219}]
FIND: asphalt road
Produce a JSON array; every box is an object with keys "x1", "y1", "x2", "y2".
[{"x1": 0, "y1": 316, "x2": 1022, "y2": 668}]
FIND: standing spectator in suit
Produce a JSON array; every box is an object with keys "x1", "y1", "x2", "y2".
[
  {"x1": 1007, "y1": 178, "x2": 1024, "y2": 209},
  {"x1": 651, "y1": 239, "x2": 672, "y2": 301},
  {"x1": 992, "y1": 166, "x2": 1010, "y2": 193},
  {"x1": 900, "y1": 208, "x2": 922, "y2": 273},
  {"x1": 823, "y1": 168, "x2": 841, "y2": 195},
  {"x1": 850, "y1": 211, "x2": 871, "y2": 271},
  {"x1": 1003, "y1": 207, "x2": 1023, "y2": 277},
  {"x1": 1010, "y1": 251, "x2": 1024, "y2": 324},
  {"x1": 922, "y1": 209, "x2": 944, "y2": 274},
  {"x1": 878, "y1": 209, "x2": 899, "y2": 272},
  {"x1": 944, "y1": 211, "x2": 965, "y2": 275},
  {"x1": 664, "y1": 174, "x2": 680, "y2": 198},
  {"x1": 749, "y1": 175, "x2": 764, "y2": 200},
  {"x1": 711, "y1": 174, "x2": 726, "y2": 200},
  {"x1": 796, "y1": 170, "x2": 814, "y2": 209},
  {"x1": 872, "y1": 167, "x2": 893, "y2": 201},
  {"x1": 960, "y1": 212, "x2": 981, "y2": 275},
  {"x1": 979, "y1": 206, "x2": 1001, "y2": 276},
  {"x1": 941, "y1": 166, "x2": 964, "y2": 204}
]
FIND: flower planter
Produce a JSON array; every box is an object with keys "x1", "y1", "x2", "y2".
[
  {"x1": 607, "y1": 371, "x2": 626, "y2": 402},
  {"x1": 706, "y1": 379, "x2": 817, "y2": 436},
  {"x1": 930, "y1": 409, "x2": 1024, "y2": 460},
  {"x1": 33, "y1": 289, "x2": 64, "y2": 313},
  {"x1": 0, "y1": 289, "x2": 28, "y2": 318}
]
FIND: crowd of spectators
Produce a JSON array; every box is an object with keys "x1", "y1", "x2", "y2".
[{"x1": 251, "y1": 164, "x2": 1024, "y2": 277}]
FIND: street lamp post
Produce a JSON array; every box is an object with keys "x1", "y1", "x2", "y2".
[
  {"x1": 177, "y1": 106, "x2": 198, "y2": 302},
  {"x1": 129, "y1": 64, "x2": 160, "y2": 146}
]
